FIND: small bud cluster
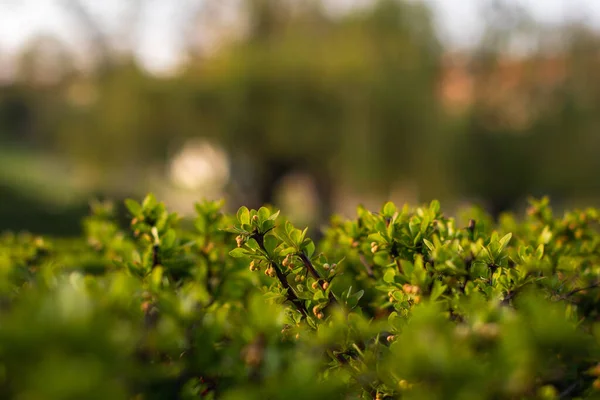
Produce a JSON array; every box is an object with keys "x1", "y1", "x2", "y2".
[
  {"x1": 402, "y1": 284, "x2": 420, "y2": 295},
  {"x1": 264, "y1": 266, "x2": 276, "y2": 278},
  {"x1": 294, "y1": 274, "x2": 305, "y2": 283},
  {"x1": 388, "y1": 291, "x2": 395, "y2": 303},
  {"x1": 236, "y1": 235, "x2": 245, "y2": 248},
  {"x1": 282, "y1": 254, "x2": 294, "y2": 269},
  {"x1": 371, "y1": 242, "x2": 379, "y2": 253},
  {"x1": 249, "y1": 261, "x2": 260, "y2": 272},
  {"x1": 323, "y1": 263, "x2": 337, "y2": 276},
  {"x1": 312, "y1": 305, "x2": 324, "y2": 320},
  {"x1": 590, "y1": 364, "x2": 600, "y2": 390}
]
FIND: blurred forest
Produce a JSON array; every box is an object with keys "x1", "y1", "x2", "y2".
[{"x1": 2, "y1": 0, "x2": 600, "y2": 235}]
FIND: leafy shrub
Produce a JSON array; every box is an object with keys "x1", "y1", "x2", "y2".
[{"x1": 1, "y1": 195, "x2": 600, "y2": 399}]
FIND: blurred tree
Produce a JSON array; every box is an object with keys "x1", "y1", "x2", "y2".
[{"x1": 179, "y1": 0, "x2": 443, "y2": 220}]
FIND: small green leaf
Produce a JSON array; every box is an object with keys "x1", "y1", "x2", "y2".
[
  {"x1": 125, "y1": 199, "x2": 142, "y2": 216},
  {"x1": 237, "y1": 207, "x2": 250, "y2": 225},
  {"x1": 368, "y1": 232, "x2": 387, "y2": 244},
  {"x1": 383, "y1": 202, "x2": 397, "y2": 217},
  {"x1": 258, "y1": 207, "x2": 270, "y2": 223},
  {"x1": 535, "y1": 244, "x2": 544, "y2": 260},
  {"x1": 429, "y1": 200, "x2": 440, "y2": 215},
  {"x1": 423, "y1": 238, "x2": 435, "y2": 252},
  {"x1": 142, "y1": 193, "x2": 157, "y2": 210},
  {"x1": 304, "y1": 240, "x2": 316, "y2": 259},
  {"x1": 229, "y1": 248, "x2": 248, "y2": 258},
  {"x1": 539, "y1": 226, "x2": 553, "y2": 245},
  {"x1": 373, "y1": 252, "x2": 389, "y2": 267},
  {"x1": 263, "y1": 235, "x2": 278, "y2": 256},
  {"x1": 313, "y1": 290, "x2": 325, "y2": 301},
  {"x1": 383, "y1": 269, "x2": 396, "y2": 283},
  {"x1": 151, "y1": 266, "x2": 164, "y2": 289},
  {"x1": 162, "y1": 229, "x2": 177, "y2": 249},
  {"x1": 430, "y1": 280, "x2": 447, "y2": 301},
  {"x1": 268, "y1": 210, "x2": 281, "y2": 220},
  {"x1": 498, "y1": 233, "x2": 512, "y2": 252}
]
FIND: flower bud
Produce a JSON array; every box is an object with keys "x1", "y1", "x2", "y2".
[
  {"x1": 311, "y1": 281, "x2": 319, "y2": 290},
  {"x1": 323, "y1": 263, "x2": 330, "y2": 270},
  {"x1": 317, "y1": 312, "x2": 324, "y2": 320},
  {"x1": 249, "y1": 261, "x2": 257, "y2": 272},
  {"x1": 322, "y1": 281, "x2": 329, "y2": 290},
  {"x1": 252, "y1": 215, "x2": 259, "y2": 222},
  {"x1": 236, "y1": 235, "x2": 244, "y2": 248}
]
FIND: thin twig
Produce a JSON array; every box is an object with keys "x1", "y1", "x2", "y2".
[
  {"x1": 359, "y1": 253, "x2": 374, "y2": 278},
  {"x1": 252, "y1": 233, "x2": 308, "y2": 317},
  {"x1": 559, "y1": 381, "x2": 579, "y2": 399},
  {"x1": 556, "y1": 282, "x2": 600, "y2": 301},
  {"x1": 299, "y1": 253, "x2": 339, "y2": 307}
]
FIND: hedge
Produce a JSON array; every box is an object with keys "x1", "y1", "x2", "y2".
[{"x1": 1, "y1": 195, "x2": 600, "y2": 399}]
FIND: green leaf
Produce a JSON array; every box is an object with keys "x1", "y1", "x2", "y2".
[
  {"x1": 539, "y1": 225, "x2": 553, "y2": 245},
  {"x1": 420, "y1": 214, "x2": 430, "y2": 234},
  {"x1": 430, "y1": 280, "x2": 447, "y2": 301},
  {"x1": 373, "y1": 252, "x2": 389, "y2": 267},
  {"x1": 383, "y1": 269, "x2": 396, "y2": 283},
  {"x1": 237, "y1": 206, "x2": 250, "y2": 225},
  {"x1": 268, "y1": 210, "x2": 281, "y2": 221},
  {"x1": 229, "y1": 248, "x2": 248, "y2": 258},
  {"x1": 498, "y1": 233, "x2": 512, "y2": 253},
  {"x1": 535, "y1": 244, "x2": 544, "y2": 260},
  {"x1": 367, "y1": 232, "x2": 387, "y2": 244},
  {"x1": 258, "y1": 207, "x2": 270, "y2": 223},
  {"x1": 303, "y1": 240, "x2": 316, "y2": 259},
  {"x1": 142, "y1": 193, "x2": 157, "y2": 210},
  {"x1": 400, "y1": 260, "x2": 414, "y2": 277},
  {"x1": 124, "y1": 199, "x2": 142, "y2": 217},
  {"x1": 150, "y1": 266, "x2": 164, "y2": 289},
  {"x1": 263, "y1": 234, "x2": 278, "y2": 256},
  {"x1": 429, "y1": 199, "x2": 441, "y2": 215},
  {"x1": 289, "y1": 229, "x2": 302, "y2": 247},
  {"x1": 383, "y1": 201, "x2": 396, "y2": 217},
  {"x1": 423, "y1": 238, "x2": 435, "y2": 252},
  {"x1": 162, "y1": 229, "x2": 177, "y2": 249}
]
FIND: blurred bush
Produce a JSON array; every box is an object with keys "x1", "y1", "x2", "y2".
[{"x1": 2, "y1": 0, "x2": 600, "y2": 234}]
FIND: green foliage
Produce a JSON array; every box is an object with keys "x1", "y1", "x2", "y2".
[{"x1": 2, "y1": 195, "x2": 600, "y2": 399}]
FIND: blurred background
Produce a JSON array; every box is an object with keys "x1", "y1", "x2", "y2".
[{"x1": 1, "y1": 0, "x2": 600, "y2": 235}]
